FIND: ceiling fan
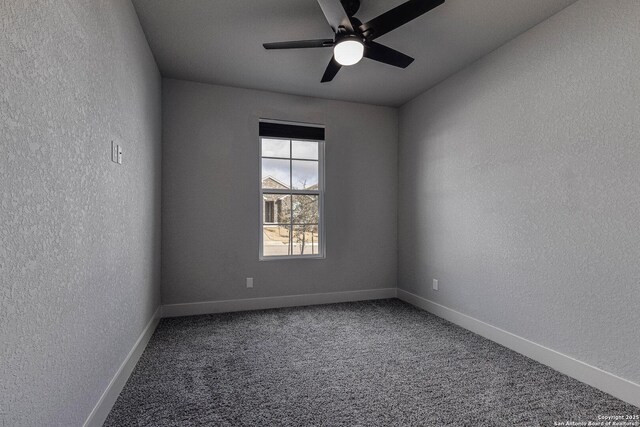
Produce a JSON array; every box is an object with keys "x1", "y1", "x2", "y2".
[{"x1": 263, "y1": 0, "x2": 445, "y2": 82}]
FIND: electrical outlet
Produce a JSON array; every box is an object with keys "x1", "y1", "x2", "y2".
[
  {"x1": 433, "y1": 279, "x2": 439, "y2": 291},
  {"x1": 246, "y1": 278, "x2": 253, "y2": 288}
]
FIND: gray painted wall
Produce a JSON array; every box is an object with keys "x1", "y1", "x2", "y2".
[
  {"x1": 162, "y1": 79, "x2": 397, "y2": 304},
  {"x1": 0, "y1": 1, "x2": 161, "y2": 425},
  {"x1": 399, "y1": 0, "x2": 640, "y2": 385}
]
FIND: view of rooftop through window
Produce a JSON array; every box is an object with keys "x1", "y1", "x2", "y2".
[{"x1": 260, "y1": 135, "x2": 324, "y2": 258}]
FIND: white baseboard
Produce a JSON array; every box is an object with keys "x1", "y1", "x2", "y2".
[
  {"x1": 161, "y1": 288, "x2": 398, "y2": 318},
  {"x1": 83, "y1": 306, "x2": 162, "y2": 427},
  {"x1": 397, "y1": 289, "x2": 640, "y2": 409}
]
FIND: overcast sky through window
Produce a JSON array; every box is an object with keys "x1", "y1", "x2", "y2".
[{"x1": 262, "y1": 139, "x2": 319, "y2": 189}]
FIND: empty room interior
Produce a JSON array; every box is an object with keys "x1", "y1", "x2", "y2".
[{"x1": 2, "y1": 0, "x2": 640, "y2": 425}]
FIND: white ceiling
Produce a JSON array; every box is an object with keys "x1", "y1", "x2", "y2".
[{"x1": 131, "y1": 0, "x2": 578, "y2": 106}]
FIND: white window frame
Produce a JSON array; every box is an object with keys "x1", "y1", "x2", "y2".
[{"x1": 259, "y1": 120, "x2": 325, "y2": 261}]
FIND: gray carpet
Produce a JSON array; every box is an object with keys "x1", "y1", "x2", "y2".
[{"x1": 105, "y1": 299, "x2": 637, "y2": 426}]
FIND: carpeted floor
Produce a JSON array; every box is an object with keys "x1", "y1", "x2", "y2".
[{"x1": 105, "y1": 299, "x2": 637, "y2": 426}]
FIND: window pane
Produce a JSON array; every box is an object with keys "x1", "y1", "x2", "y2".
[
  {"x1": 292, "y1": 140, "x2": 318, "y2": 160},
  {"x1": 262, "y1": 138, "x2": 290, "y2": 158},
  {"x1": 263, "y1": 194, "x2": 290, "y2": 224},
  {"x1": 292, "y1": 194, "x2": 318, "y2": 224},
  {"x1": 292, "y1": 225, "x2": 319, "y2": 255},
  {"x1": 292, "y1": 160, "x2": 318, "y2": 190},
  {"x1": 263, "y1": 225, "x2": 291, "y2": 257},
  {"x1": 262, "y1": 158, "x2": 290, "y2": 189}
]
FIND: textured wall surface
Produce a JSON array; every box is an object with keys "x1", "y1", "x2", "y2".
[
  {"x1": 0, "y1": 1, "x2": 161, "y2": 425},
  {"x1": 399, "y1": 0, "x2": 640, "y2": 385},
  {"x1": 162, "y1": 79, "x2": 397, "y2": 304}
]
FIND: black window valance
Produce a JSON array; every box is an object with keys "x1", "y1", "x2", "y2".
[{"x1": 259, "y1": 121, "x2": 324, "y2": 141}]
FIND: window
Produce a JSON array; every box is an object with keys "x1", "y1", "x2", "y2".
[{"x1": 260, "y1": 120, "x2": 324, "y2": 259}]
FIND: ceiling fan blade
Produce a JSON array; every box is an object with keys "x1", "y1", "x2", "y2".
[
  {"x1": 317, "y1": 0, "x2": 354, "y2": 33},
  {"x1": 364, "y1": 41, "x2": 414, "y2": 68},
  {"x1": 359, "y1": 0, "x2": 444, "y2": 40},
  {"x1": 321, "y1": 56, "x2": 342, "y2": 83},
  {"x1": 263, "y1": 39, "x2": 335, "y2": 50}
]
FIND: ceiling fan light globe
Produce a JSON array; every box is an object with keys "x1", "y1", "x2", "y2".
[{"x1": 334, "y1": 39, "x2": 364, "y2": 66}]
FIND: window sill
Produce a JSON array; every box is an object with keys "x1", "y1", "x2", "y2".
[{"x1": 259, "y1": 255, "x2": 326, "y2": 261}]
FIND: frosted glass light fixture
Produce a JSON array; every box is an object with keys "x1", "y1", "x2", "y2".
[{"x1": 334, "y1": 38, "x2": 364, "y2": 66}]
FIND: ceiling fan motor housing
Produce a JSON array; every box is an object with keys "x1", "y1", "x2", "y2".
[{"x1": 335, "y1": 32, "x2": 364, "y2": 44}]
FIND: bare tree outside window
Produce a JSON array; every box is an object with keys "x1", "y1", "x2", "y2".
[{"x1": 292, "y1": 182, "x2": 319, "y2": 255}]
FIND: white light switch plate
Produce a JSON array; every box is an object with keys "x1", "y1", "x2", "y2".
[
  {"x1": 111, "y1": 141, "x2": 118, "y2": 163},
  {"x1": 433, "y1": 279, "x2": 439, "y2": 291},
  {"x1": 246, "y1": 278, "x2": 253, "y2": 288},
  {"x1": 117, "y1": 145, "x2": 123, "y2": 164}
]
